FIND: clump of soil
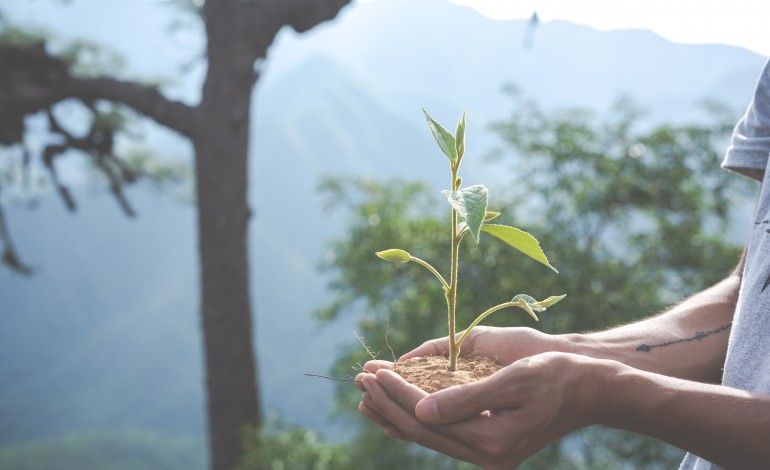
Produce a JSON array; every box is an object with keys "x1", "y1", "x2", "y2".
[{"x1": 393, "y1": 353, "x2": 502, "y2": 393}]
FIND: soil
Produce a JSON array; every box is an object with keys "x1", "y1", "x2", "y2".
[{"x1": 392, "y1": 353, "x2": 502, "y2": 393}]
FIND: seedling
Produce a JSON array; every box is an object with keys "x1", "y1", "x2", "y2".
[{"x1": 376, "y1": 109, "x2": 565, "y2": 371}]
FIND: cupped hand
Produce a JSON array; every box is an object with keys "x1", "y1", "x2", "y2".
[
  {"x1": 359, "y1": 352, "x2": 616, "y2": 470},
  {"x1": 401, "y1": 326, "x2": 568, "y2": 366}
]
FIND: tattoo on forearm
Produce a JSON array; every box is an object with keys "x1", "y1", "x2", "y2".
[{"x1": 636, "y1": 322, "x2": 732, "y2": 352}]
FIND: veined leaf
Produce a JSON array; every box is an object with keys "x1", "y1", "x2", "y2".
[
  {"x1": 512, "y1": 297, "x2": 539, "y2": 321},
  {"x1": 510, "y1": 293, "x2": 566, "y2": 321},
  {"x1": 511, "y1": 294, "x2": 539, "y2": 309},
  {"x1": 530, "y1": 294, "x2": 566, "y2": 310},
  {"x1": 481, "y1": 224, "x2": 558, "y2": 273},
  {"x1": 512, "y1": 293, "x2": 566, "y2": 312},
  {"x1": 376, "y1": 249, "x2": 412, "y2": 263},
  {"x1": 455, "y1": 110, "x2": 466, "y2": 160},
  {"x1": 442, "y1": 185, "x2": 488, "y2": 243},
  {"x1": 422, "y1": 108, "x2": 457, "y2": 164}
]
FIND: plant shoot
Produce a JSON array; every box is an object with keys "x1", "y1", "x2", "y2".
[{"x1": 376, "y1": 109, "x2": 565, "y2": 370}]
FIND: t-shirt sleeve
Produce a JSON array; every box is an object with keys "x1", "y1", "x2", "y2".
[{"x1": 722, "y1": 59, "x2": 770, "y2": 181}]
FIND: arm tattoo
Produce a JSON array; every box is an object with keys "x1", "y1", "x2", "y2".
[{"x1": 636, "y1": 322, "x2": 732, "y2": 352}]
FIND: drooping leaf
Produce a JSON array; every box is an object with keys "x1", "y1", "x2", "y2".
[
  {"x1": 481, "y1": 224, "x2": 558, "y2": 273},
  {"x1": 375, "y1": 249, "x2": 412, "y2": 263},
  {"x1": 422, "y1": 108, "x2": 457, "y2": 164},
  {"x1": 512, "y1": 297, "x2": 539, "y2": 321},
  {"x1": 530, "y1": 294, "x2": 567, "y2": 310},
  {"x1": 455, "y1": 110, "x2": 466, "y2": 160},
  {"x1": 442, "y1": 185, "x2": 488, "y2": 243},
  {"x1": 512, "y1": 293, "x2": 566, "y2": 312},
  {"x1": 511, "y1": 293, "x2": 539, "y2": 308}
]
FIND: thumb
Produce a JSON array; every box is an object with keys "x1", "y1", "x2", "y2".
[
  {"x1": 399, "y1": 337, "x2": 450, "y2": 361},
  {"x1": 415, "y1": 374, "x2": 512, "y2": 424}
]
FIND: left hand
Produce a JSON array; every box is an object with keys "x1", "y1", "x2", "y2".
[{"x1": 358, "y1": 352, "x2": 615, "y2": 470}]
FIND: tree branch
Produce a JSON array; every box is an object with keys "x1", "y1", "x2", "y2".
[
  {"x1": 278, "y1": 0, "x2": 352, "y2": 33},
  {"x1": 0, "y1": 197, "x2": 33, "y2": 275},
  {"x1": 65, "y1": 78, "x2": 197, "y2": 137},
  {"x1": 0, "y1": 43, "x2": 197, "y2": 140}
]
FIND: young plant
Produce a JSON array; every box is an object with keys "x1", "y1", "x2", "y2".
[{"x1": 376, "y1": 109, "x2": 565, "y2": 371}]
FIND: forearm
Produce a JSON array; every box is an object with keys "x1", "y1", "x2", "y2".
[
  {"x1": 599, "y1": 360, "x2": 770, "y2": 468},
  {"x1": 560, "y1": 273, "x2": 740, "y2": 382}
]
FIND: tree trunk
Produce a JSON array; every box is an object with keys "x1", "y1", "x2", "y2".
[{"x1": 195, "y1": 57, "x2": 259, "y2": 470}]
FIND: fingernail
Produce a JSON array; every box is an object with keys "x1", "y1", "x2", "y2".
[{"x1": 416, "y1": 398, "x2": 439, "y2": 422}]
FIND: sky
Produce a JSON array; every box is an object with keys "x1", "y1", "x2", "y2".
[{"x1": 359, "y1": 0, "x2": 770, "y2": 58}]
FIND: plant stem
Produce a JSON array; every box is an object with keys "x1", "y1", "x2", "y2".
[
  {"x1": 409, "y1": 256, "x2": 449, "y2": 290},
  {"x1": 448, "y1": 167, "x2": 461, "y2": 370},
  {"x1": 455, "y1": 301, "x2": 521, "y2": 351}
]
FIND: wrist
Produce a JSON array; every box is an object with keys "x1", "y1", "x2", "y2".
[
  {"x1": 556, "y1": 332, "x2": 609, "y2": 359},
  {"x1": 568, "y1": 355, "x2": 625, "y2": 427}
]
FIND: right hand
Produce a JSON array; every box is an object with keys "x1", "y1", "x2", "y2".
[
  {"x1": 354, "y1": 325, "x2": 571, "y2": 426},
  {"x1": 400, "y1": 325, "x2": 569, "y2": 366}
]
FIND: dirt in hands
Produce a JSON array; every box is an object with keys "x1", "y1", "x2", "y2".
[{"x1": 393, "y1": 353, "x2": 502, "y2": 393}]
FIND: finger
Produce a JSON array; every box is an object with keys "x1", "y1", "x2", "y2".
[
  {"x1": 358, "y1": 394, "x2": 391, "y2": 428},
  {"x1": 355, "y1": 372, "x2": 370, "y2": 392},
  {"x1": 362, "y1": 374, "x2": 478, "y2": 463},
  {"x1": 376, "y1": 369, "x2": 428, "y2": 410},
  {"x1": 384, "y1": 425, "x2": 410, "y2": 441},
  {"x1": 399, "y1": 337, "x2": 450, "y2": 361},
  {"x1": 415, "y1": 371, "x2": 515, "y2": 424},
  {"x1": 362, "y1": 360, "x2": 395, "y2": 373}
]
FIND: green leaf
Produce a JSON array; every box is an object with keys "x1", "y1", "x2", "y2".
[
  {"x1": 481, "y1": 224, "x2": 558, "y2": 273},
  {"x1": 484, "y1": 211, "x2": 501, "y2": 222},
  {"x1": 512, "y1": 298, "x2": 539, "y2": 321},
  {"x1": 530, "y1": 294, "x2": 567, "y2": 310},
  {"x1": 455, "y1": 110, "x2": 466, "y2": 160},
  {"x1": 422, "y1": 108, "x2": 457, "y2": 164},
  {"x1": 442, "y1": 185, "x2": 489, "y2": 243},
  {"x1": 511, "y1": 294, "x2": 538, "y2": 308},
  {"x1": 512, "y1": 293, "x2": 566, "y2": 312},
  {"x1": 375, "y1": 249, "x2": 412, "y2": 263},
  {"x1": 510, "y1": 293, "x2": 565, "y2": 321}
]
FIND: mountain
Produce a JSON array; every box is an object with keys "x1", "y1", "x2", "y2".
[{"x1": 0, "y1": 0, "x2": 767, "y2": 461}]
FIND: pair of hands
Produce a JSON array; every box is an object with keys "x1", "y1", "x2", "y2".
[{"x1": 355, "y1": 327, "x2": 615, "y2": 469}]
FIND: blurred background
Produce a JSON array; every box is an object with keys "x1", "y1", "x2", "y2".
[{"x1": 0, "y1": 0, "x2": 767, "y2": 468}]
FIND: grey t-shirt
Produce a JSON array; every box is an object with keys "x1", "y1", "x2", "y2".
[{"x1": 680, "y1": 59, "x2": 770, "y2": 469}]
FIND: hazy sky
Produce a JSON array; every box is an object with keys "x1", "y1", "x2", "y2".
[{"x1": 360, "y1": 0, "x2": 770, "y2": 58}]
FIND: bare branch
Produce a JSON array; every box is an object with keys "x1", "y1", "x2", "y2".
[
  {"x1": 278, "y1": 0, "x2": 352, "y2": 33},
  {"x1": 65, "y1": 78, "x2": 197, "y2": 137},
  {"x1": 0, "y1": 197, "x2": 33, "y2": 275},
  {"x1": 0, "y1": 43, "x2": 197, "y2": 140}
]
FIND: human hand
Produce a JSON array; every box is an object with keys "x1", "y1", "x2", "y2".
[
  {"x1": 359, "y1": 352, "x2": 616, "y2": 469},
  {"x1": 401, "y1": 326, "x2": 568, "y2": 366},
  {"x1": 354, "y1": 326, "x2": 572, "y2": 432},
  {"x1": 354, "y1": 326, "x2": 562, "y2": 394}
]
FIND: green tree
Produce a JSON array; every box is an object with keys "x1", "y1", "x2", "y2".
[
  {"x1": 317, "y1": 93, "x2": 752, "y2": 468},
  {"x1": 0, "y1": 1, "x2": 351, "y2": 469}
]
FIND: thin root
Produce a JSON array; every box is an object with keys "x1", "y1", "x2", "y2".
[{"x1": 304, "y1": 373, "x2": 363, "y2": 383}]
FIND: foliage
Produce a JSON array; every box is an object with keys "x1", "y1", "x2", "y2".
[
  {"x1": 0, "y1": 430, "x2": 206, "y2": 470},
  {"x1": 317, "y1": 94, "x2": 752, "y2": 468},
  {"x1": 376, "y1": 109, "x2": 563, "y2": 370},
  {"x1": 239, "y1": 420, "x2": 352, "y2": 470}
]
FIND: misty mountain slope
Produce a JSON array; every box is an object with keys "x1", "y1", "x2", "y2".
[
  {"x1": 0, "y1": 192, "x2": 204, "y2": 444},
  {"x1": 0, "y1": 0, "x2": 767, "y2": 452}
]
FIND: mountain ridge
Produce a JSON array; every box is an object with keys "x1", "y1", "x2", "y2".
[{"x1": 0, "y1": 0, "x2": 767, "y2": 452}]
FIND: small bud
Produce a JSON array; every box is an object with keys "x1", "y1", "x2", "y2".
[{"x1": 376, "y1": 249, "x2": 412, "y2": 263}]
